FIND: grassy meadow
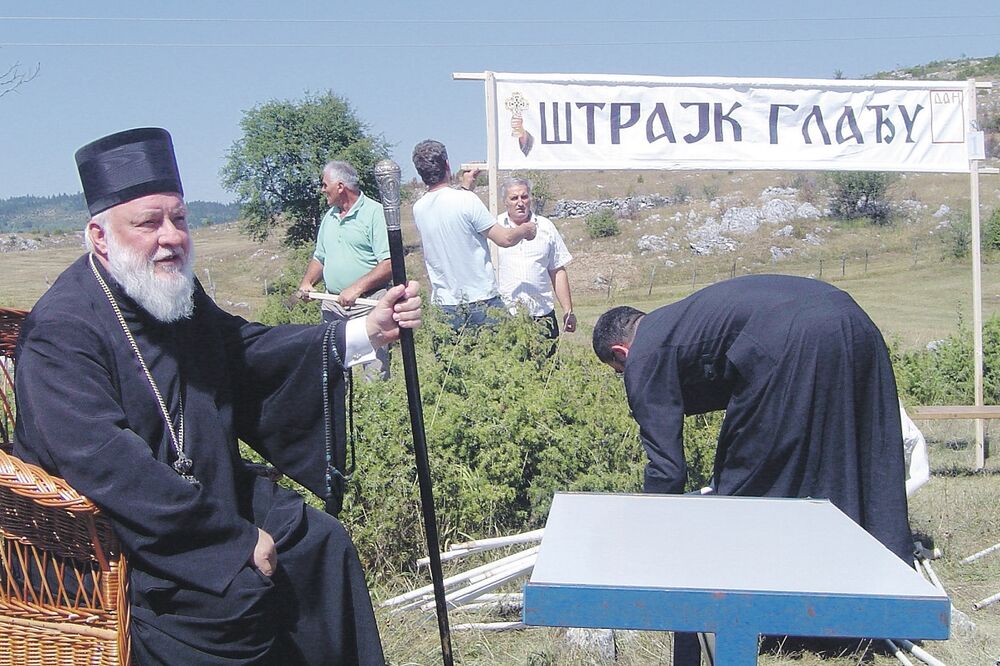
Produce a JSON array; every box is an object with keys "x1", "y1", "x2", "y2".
[{"x1": 1, "y1": 168, "x2": 999, "y2": 665}]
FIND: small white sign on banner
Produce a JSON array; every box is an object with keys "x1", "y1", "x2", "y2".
[{"x1": 493, "y1": 73, "x2": 972, "y2": 174}]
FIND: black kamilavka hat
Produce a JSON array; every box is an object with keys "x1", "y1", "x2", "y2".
[{"x1": 75, "y1": 127, "x2": 184, "y2": 216}]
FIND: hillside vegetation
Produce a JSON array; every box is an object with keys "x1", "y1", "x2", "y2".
[{"x1": 0, "y1": 192, "x2": 240, "y2": 234}]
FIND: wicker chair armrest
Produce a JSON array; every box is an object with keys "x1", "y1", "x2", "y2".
[
  {"x1": 0, "y1": 307, "x2": 29, "y2": 359},
  {"x1": 0, "y1": 447, "x2": 120, "y2": 569},
  {"x1": 0, "y1": 448, "x2": 99, "y2": 513}
]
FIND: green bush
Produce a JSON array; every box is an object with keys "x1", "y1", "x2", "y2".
[
  {"x1": 983, "y1": 207, "x2": 1000, "y2": 252},
  {"x1": 942, "y1": 212, "x2": 972, "y2": 259},
  {"x1": 829, "y1": 171, "x2": 896, "y2": 225},
  {"x1": 256, "y1": 289, "x2": 719, "y2": 576},
  {"x1": 584, "y1": 209, "x2": 620, "y2": 239},
  {"x1": 892, "y1": 314, "x2": 1000, "y2": 406}
]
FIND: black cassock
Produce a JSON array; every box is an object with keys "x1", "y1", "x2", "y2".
[
  {"x1": 14, "y1": 256, "x2": 385, "y2": 665},
  {"x1": 624, "y1": 274, "x2": 912, "y2": 563}
]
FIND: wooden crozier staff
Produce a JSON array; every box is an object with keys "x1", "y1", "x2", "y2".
[{"x1": 374, "y1": 159, "x2": 454, "y2": 665}]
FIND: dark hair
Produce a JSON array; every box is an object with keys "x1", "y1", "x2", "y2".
[
  {"x1": 592, "y1": 306, "x2": 645, "y2": 365},
  {"x1": 412, "y1": 140, "x2": 450, "y2": 187}
]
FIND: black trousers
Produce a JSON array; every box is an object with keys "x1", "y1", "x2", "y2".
[{"x1": 129, "y1": 477, "x2": 385, "y2": 665}]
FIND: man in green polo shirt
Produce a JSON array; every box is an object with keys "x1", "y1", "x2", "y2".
[{"x1": 297, "y1": 160, "x2": 392, "y2": 379}]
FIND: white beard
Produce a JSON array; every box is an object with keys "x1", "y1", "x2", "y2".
[{"x1": 105, "y1": 229, "x2": 196, "y2": 323}]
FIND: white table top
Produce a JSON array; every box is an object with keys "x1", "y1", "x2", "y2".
[{"x1": 530, "y1": 493, "x2": 940, "y2": 599}]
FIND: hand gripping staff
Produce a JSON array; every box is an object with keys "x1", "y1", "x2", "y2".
[{"x1": 374, "y1": 159, "x2": 454, "y2": 666}]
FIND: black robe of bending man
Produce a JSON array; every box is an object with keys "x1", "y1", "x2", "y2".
[
  {"x1": 14, "y1": 255, "x2": 385, "y2": 665},
  {"x1": 623, "y1": 274, "x2": 912, "y2": 564}
]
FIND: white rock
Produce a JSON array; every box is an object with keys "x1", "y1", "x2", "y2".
[
  {"x1": 721, "y1": 206, "x2": 762, "y2": 234},
  {"x1": 563, "y1": 628, "x2": 616, "y2": 661},
  {"x1": 637, "y1": 235, "x2": 671, "y2": 252},
  {"x1": 760, "y1": 199, "x2": 797, "y2": 224},
  {"x1": 770, "y1": 246, "x2": 793, "y2": 261},
  {"x1": 795, "y1": 202, "x2": 822, "y2": 219}
]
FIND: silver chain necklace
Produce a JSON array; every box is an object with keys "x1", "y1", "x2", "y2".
[{"x1": 89, "y1": 255, "x2": 198, "y2": 484}]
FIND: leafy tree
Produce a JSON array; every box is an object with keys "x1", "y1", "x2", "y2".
[
  {"x1": 221, "y1": 91, "x2": 390, "y2": 245},
  {"x1": 829, "y1": 171, "x2": 897, "y2": 225}
]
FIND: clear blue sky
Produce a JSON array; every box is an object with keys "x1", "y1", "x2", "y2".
[{"x1": 1, "y1": 1, "x2": 998, "y2": 203}]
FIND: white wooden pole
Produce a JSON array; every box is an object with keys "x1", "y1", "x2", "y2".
[
  {"x1": 973, "y1": 590, "x2": 1000, "y2": 609},
  {"x1": 418, "y1": 528, "x2": 544, "y2": 566},
  {"x1": 420, "y1": 555, "x2": 537, "y2": 611},
  {"x1": 452, "y1": 621, "x2": 524, "y2": 632},
  {"x1": 417, "y1": 547, "x2": 482, "y2": 567},
  {"x1": 967, "y1": 79, "x2": 986, "y2": 470},
  {"x1": 383, "y1": 546, "x2": 539, "y2": 607},
  {"x1": 917, "y1": 558, "x2": 945, "y2": 592},
  {"x1": 485, "y1": 71, "x2": 500, "y2": 219},
  {"x1": 884, "y1": 639, "x2": 916, "y2": 666},
  {"x1": 449, "y1": 597, "x2": 524, "y2": 613},
  {"x1": 449, "y1": 528, "x2": 544, "y2": 552},
  {"x1": 897, "y1": 639, "x2": 945, "y2": 666},
  {"x1": 464, "y1": 592, "x2": 523, "y2": 602},
  {"x1": 961, "y1": 540, "x2": 1000, "y2": 563}
]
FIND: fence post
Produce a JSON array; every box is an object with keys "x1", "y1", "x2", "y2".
[{"x1": 205, "y1": 268, "x2": 216, "y2": 299}]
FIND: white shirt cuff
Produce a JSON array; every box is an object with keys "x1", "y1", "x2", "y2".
[{"x1": 344, "y1": 318, "x2": 377, "y2": 367}]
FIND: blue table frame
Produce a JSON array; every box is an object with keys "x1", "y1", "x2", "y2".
[{"x1": 523, "y1": 493, "x2": 949, "y2": 665}]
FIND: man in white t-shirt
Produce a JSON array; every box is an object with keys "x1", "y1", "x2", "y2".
[
  {"x1": 411, "y1": 140, "x2": 537, "y2": 332},
  {"x1": 494, "y1": 177, "x2": 576, "y2": 339}
]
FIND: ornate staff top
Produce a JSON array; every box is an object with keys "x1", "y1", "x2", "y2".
[{"x1": 374, "y1": 159, "x2": 402, "y2": 232}]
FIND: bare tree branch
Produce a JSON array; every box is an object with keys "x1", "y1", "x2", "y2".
[{"x1": 0, "y1": 62, "x2": 40, "y2": 99}]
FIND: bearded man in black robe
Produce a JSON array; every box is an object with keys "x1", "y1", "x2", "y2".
[
  {"x1": 13, "y1": 128, "x2": 418, "y2": 665},
  {"x1": 593, "y1": 275, "x2": 912, "y2": 563}
]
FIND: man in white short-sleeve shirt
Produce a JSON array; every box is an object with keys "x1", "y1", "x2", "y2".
[
  {"x1": 411, "y1": 139, "x2": 537, "y2": 332},
  {"x1": 494, "y1": 177, "x2": 576, "y2": 339}
]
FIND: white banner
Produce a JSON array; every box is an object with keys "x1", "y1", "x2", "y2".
[{"x1": 493, "y1": 73, "x2": 972, "y2": 173}]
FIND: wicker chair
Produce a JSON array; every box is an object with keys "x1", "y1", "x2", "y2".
[
  {"x1": 0, "y1": 307, "x2": 131, "y2": 665},
  {"x1": 0, "y1": 307, "x2": 26, "y2": 448}
]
